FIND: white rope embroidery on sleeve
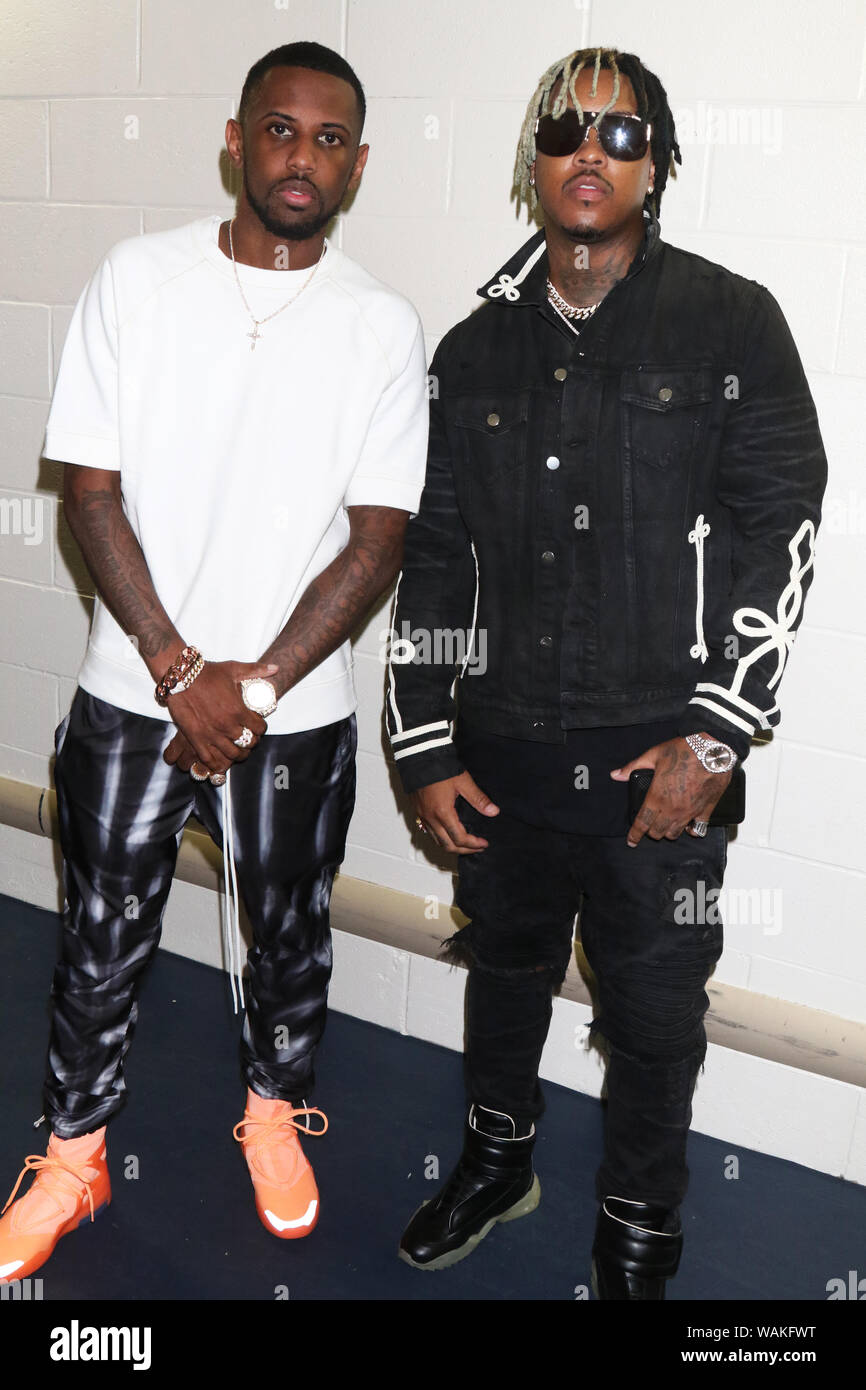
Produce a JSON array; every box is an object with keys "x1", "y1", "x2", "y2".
[
  {"x1": 691, "y1": 517, "x2": 817, "y2": 733},
  {"x1": 688, "y1": 514, "x2": 711, "y2": 662},
  {"x1": 728, "y1": 519, "x2": 816, "y2": 694}
]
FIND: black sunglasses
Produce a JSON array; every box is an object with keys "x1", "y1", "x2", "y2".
[{"x1": 535, "y1": 110, "x2": 652, "y2": 162}]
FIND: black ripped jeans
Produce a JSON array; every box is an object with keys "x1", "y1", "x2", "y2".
[{"x1": 452, "y1": 799, "x2": 727, "y2": 1209}]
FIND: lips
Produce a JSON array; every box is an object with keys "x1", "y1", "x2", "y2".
[
  {"x1": 567, "y1": 178, "x2": 608, "y2": 200},
  {"x1": 275, "y1": 180, "x2": 317, "y2": 207}
]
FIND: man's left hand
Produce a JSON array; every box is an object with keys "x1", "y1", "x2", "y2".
[
  {"x1": 163, "y1": 729, "x2": 203, "y2": 773},
  {"x1": 610, "y1": 735, "x2": 733, "y2": 847}
]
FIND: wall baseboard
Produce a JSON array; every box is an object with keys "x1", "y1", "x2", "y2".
[{"x1": 1, "y1": 775, "x2": 864, "y2": 1185}]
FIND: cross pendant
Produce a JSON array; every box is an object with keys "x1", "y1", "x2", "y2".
[{"x1": 247, "y1": 323, "x2": 261, "y2": 351}]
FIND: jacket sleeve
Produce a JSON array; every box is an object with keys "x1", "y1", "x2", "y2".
[
  {"x1": 385, "y1": 340, "x2": 478, "y2": 793},
  {"x1": 676, "y1": 282, "x2": 828, "y2": 760}
]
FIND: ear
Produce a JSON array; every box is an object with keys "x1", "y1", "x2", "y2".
[
  {"x1": 225, "y1": 116, "x2": 244, "y2": 169},
  {"x1": 347, "y1": 141, "x2": 370, "y2": 194}
]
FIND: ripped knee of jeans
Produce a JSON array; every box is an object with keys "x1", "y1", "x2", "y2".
[
  {"x1": 440, "y1": 923, "x2": 570, "y2": 984},
  {"x1": 440, "y1": 926, "x2": 476, "y2": 970}
]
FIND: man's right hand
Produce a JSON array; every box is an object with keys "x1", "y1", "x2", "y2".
[
  {"x1": 162, "y1": 659, "x2": 278, "y2": 773},
  {"x1": 412, "y1": 772, "x2": 499, "y2": 855}
]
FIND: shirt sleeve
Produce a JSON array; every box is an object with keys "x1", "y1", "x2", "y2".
[
  {"x1": 342, "y1": 314, "x2": 429, "y2": 513},
  {"x1": 43, "y1": 254, "x2": 121, "y2": 470}
]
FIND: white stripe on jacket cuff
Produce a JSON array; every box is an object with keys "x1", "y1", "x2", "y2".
[{"x1": 393, "y1": 734, "x2": 454, "y2": 759}]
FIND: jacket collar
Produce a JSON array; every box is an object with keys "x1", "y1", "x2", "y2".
[{"x1": 477, "y1": 206, "x2": 662, "y2": 306}]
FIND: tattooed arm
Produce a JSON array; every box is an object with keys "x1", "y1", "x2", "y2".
[
  {"x1": 259, "y1": 504, "x2": 409, "y2": 698},
  {"x1": 63, "y1": 465, "x2": 272, "y2": 771},
  {"x1": 63, "y1": 466, "x2": 183, "y2": 679}
]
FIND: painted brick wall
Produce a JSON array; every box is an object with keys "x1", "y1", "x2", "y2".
[{"x1": 1, "y1": 0, "x2": 864, "y2": 1020}]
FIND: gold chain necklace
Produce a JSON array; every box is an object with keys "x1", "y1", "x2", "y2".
[{"x1": 227, "y1": 217, "x2": 327, "y2": 351}]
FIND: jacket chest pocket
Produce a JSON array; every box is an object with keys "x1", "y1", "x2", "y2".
[
  {"x1": 620, "y1": 368, "x2": 713, "y2": 471},
  {"x1": 451, "y1": 392, "x2": 531, "y2": 483}
]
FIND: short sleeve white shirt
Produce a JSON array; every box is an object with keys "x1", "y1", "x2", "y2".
[{"x1": 43, "y1": 214, "x2": 429, "y2": 733}]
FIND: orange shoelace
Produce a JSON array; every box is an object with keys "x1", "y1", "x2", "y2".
[
  {"x1": 232, "y1": 1105, "x2": 329, "y2": 1150},
  {"x1": 2, "y1": 1153, "x2": 98, "y2": 1223}
]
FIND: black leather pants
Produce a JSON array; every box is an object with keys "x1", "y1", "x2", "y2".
[{"x1": 45, "y1": 688, "x2": 357, "y2": 1138}]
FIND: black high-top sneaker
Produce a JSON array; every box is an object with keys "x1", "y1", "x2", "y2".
[
  {"x1": 398, "y1": 1104, "x2": 541, "y2": 1271},
  {"x1": 591, "y1": 1196, "x2": 683, "y2": 1300}
]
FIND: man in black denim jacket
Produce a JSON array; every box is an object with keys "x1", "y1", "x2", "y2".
[{"x1": 386, "y1": 47, "x2": 827, "y2": 1298}]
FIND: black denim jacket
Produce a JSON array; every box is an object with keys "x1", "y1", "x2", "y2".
[{"x1": 386, "y1": 210, "x2": 828, "y2": 792}]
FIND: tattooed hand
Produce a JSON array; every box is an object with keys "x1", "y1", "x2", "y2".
[{"x1": 609, "y1": 733, "x2": 733, "y2": 847}]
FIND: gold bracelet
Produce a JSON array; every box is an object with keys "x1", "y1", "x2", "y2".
[{"x1": 154, "y1": 645, "x2": 203, "y2": 706}]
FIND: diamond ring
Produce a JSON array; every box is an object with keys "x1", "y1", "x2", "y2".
[{"x1": 234, "y1": 727, "x2": 254, "y2": 749}]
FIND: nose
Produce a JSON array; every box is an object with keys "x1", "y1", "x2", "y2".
[
  {"x1": 573, "y1": 123, "x2": 606, "y2": 165},
  {"x1": 285, "y1": 134, "x2": 317, "y2": 174}
]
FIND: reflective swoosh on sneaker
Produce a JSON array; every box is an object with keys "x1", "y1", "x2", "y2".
[{"x1": 263, "y1": 1199, "x2": 318, "y2": 1232}]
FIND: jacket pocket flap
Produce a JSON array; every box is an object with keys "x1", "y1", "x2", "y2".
[
  {"x1": 620, "y1": 368, "x2": 713, "y2": 411},
  {"x1": 452, "y1": 394, "x2": 530, "y2": 433}
]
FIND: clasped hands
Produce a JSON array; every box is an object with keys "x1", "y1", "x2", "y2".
[
  {"x1": 411, "y1": 735, "x2": 732, "y2": 854},
  {"x1": 161, "y1": 659, "x2": 279, "y2": 781}
]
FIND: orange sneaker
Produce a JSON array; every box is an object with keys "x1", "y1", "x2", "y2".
[
  {"x1": 0, "y1": 1128, "x2": 110, "y2": 1284},
  {"x1": 233, "y1": 1090, "x2": 327, "y2": 1239}
]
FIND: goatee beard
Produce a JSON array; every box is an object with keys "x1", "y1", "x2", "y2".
[
  {"x1": 244, "y1": 172, "x2": 338, "y2": 242},
  {"x1": 562, "y1": 224, "x2": 606, "y2": 243}
]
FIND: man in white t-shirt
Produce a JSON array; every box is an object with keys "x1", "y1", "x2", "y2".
[{"x1": 0, "y1": 42, "x2": 428, "y2": 1286}]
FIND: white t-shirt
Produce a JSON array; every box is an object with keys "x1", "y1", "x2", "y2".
[{"x1": 43, "y1": 214, "x2": 429, "y2": 733}]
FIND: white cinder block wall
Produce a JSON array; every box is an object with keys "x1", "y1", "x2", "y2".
[{"x1": 1, "y1": 3, "x2": 864, "y2": 1055}]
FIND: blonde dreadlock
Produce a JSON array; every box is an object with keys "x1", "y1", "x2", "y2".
[{"x1": 513, "y1": 46, "x2": 682, "y2": 219}]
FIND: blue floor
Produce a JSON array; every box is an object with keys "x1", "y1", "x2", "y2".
[{"x1": 1, "y1": 892, "x2": 863, "y2": 1302}]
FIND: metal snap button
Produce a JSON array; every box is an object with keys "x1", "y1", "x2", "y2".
[
  {"x1": 486, "y1": 411, "x2": 501, "y2": 426},
  {"x1": 545, "y1": 456, "x2": 560, "y2": 470},
  {"x1": 658, "y1": 386, "x2": 673, "y2": 402},
  {"x1": 532, "y1": 720, "x2": 545, "y2": 729},
  {"x1": 539, "y1": 635, "x2": 553, "y2": 648},
  {"x1": 554, "y1": 367, "x2": 567, "y2": 381},
  {"x1": 541, "y1": 550, "x2": 555, "y2": 564}
]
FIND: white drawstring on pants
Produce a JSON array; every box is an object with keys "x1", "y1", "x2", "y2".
[{"x1": 220, "y1": 769, "x2": 245, "y2": 1014}]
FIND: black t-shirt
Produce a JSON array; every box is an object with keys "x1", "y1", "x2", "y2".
[{"x1": 455, "y1": 718, "x2": 682, "y2": 836}]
